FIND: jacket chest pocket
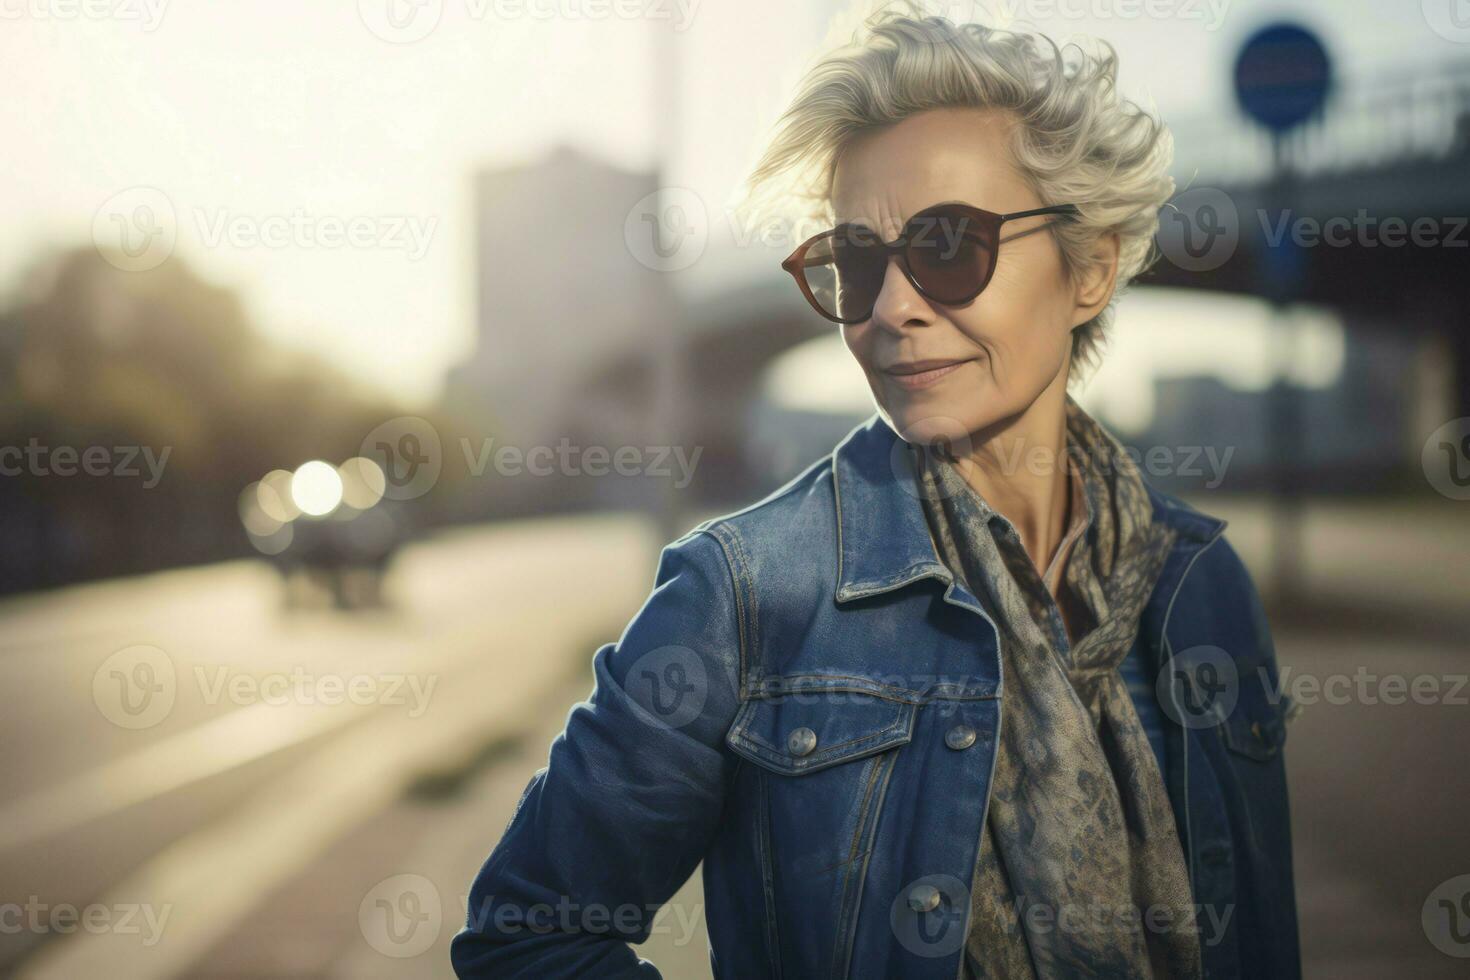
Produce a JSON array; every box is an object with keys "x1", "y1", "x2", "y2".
[
  {"x1": 725, "y1": 686, "x2": 920, "y2": 976},
  {"x1": 726, "y1": 685, "x2": 916, "y2": 877}
]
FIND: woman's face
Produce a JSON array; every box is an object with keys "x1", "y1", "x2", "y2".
[{"x1": 830, "y1": 106, "x2": 1110, "y2": 449}]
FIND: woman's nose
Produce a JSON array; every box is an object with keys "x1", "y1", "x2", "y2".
[{"x1": 869, "y1": 256, "x2": 934, "y2": 334}]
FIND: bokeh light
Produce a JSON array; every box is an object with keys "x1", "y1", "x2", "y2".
[
  {"x1": 238, "y1": 482, "x2": 285, "y2": 537},
  {"x1": 290, "y1": 460, "x2": 344, "y2": 517},
  {"x1": 245, "y1": 522, "x2": 294, "y2": 556},
  {"x1": 338, "y1": 457, "x2": 387, "y2": 510},
  {"x1": 258, "y1": 469, "x2": 302, "y2": 523}
]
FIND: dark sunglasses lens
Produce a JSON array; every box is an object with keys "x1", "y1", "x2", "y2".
[
  {"x1": 906, "y1": 213, "x2": 995, "y2": 304},
  {"x1": 801, "y1": 231, "x2": 887, "y2": 322}
]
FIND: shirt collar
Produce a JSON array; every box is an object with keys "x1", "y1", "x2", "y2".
[{"x1": 913, "y1": 421, "x2": 1094, "y2": 593}]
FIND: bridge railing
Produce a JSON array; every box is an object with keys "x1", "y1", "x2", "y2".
[{"x1": 1168, "y1": 62, "x2": 1470, "y2": 186}]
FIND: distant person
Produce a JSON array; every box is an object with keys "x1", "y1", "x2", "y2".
[{"x1": 452, "y1": 4, "x2": 1299, "y2": 978}]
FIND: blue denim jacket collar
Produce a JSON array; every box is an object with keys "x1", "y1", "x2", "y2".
[{"x1": 830, "y1": 412, "x2": 1227, "y2": 606}]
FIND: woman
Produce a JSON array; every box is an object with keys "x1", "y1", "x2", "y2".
[{"x1": 452, "y1": 7, "x2": 1298, "y2": 978}]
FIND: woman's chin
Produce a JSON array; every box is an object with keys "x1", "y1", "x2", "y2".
[{"x1": 881, "y1": 404, "x2": 981, "y2": 454}]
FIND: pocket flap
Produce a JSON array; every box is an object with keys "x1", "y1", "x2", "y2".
[
  {"x1": 726, "y1": 688, "x2": 917, "y2": 776},
  {"x1": 1222, "y1": 689, "x2": 1291, "y2": 761}
]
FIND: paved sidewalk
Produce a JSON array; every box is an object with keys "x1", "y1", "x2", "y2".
[{"x1": 185, "y1": 662, "x2": 715, "y2": 979}]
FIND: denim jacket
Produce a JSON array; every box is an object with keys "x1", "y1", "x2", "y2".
[{"x1": 451, "y1": 413, "x2": 1301, "y2": 980}]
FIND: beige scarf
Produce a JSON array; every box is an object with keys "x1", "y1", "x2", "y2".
[{"x1": 913, "y1": 394, "x2": 1202, "y2": 980}]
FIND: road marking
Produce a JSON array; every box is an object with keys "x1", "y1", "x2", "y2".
[
  {"x1": 0, "y1": 694, "x2": 373, "y2": 849},
  {"x1": 14, "y1": 621, "x2": 607, "y2": 980},
  {"x1": 0, "y1": 514, "x2": 651, "y2": 850}
]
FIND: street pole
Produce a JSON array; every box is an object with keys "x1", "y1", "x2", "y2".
[
  {"x1": 651, "y1": 18, "x2": 685, "y2": 546},
  {"x1": 1266, "y1": 133, "x2": 1304, "y2": 602}
]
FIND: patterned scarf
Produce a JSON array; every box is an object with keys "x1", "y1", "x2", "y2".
[{"x1": 912, "y1": 394, "x2": 1202, "y2": 980}]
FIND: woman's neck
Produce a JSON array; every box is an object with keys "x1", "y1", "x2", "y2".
[{"x1": 951, "y1": 371, "x2": 1075, "y2": 582}]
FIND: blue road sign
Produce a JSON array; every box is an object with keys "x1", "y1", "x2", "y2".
[{"x1": 1234, "y1": 23, "x2": 1332, "y2": 133}]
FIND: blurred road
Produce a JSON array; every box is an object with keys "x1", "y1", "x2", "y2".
[
  {"x1": 1274, "y1": 622, "x2": 1470, "y2": 978},
  {"x1": 2, "y1": 495, "x2": 1466, "y2": 978},
  {"x1": 0, "y1": 513, "x2": 661, "y2": 977}
]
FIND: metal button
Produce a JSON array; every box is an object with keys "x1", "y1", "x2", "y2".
[
  {"x1": 907, "y1": 884, "x2": 941, "y2": 913},
  {"x1": 945, "y1": 724, "x2": 977, "y2": 750},
  {"x1": 786, "y1": 726, "x2": 817, "y2": 757}
]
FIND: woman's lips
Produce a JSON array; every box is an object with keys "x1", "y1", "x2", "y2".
[{"x1": 882, "y1": 358, "x2": 974, "y2": 390}]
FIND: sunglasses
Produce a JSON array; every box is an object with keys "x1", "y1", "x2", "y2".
[{"x1": 780, "y1": 201, "x2": 1080, "y2": 324}]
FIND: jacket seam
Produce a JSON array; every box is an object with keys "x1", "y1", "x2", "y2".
[
  {"x1": 753, "y1": 767, "x2": 783, "y2": 979},
  {"x1": 746, "y1": 674, "x2": 998, "y2": 704},
  {"x1": 832, "y1": 749, "x2": 896, "y2": 979},
  {"x1": 703, "y1": 524, "x2": 757, "y2": 701},
  {"x1": 1158, "y1": 526, "x2": 1227, "y2": 911},
  {"x1": 831, "y1": 451, "x2": 848, "y2": 604}
]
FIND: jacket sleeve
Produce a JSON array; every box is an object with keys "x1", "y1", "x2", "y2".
[{"x1": 450, "y1": 526, "x2": 743, "y2": 979}]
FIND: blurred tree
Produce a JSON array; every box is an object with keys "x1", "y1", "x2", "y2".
[{"x1": 0, "y1": 245, "x2": 443, "y2": 592}]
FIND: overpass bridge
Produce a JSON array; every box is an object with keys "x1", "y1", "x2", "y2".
[{"x1": 1149, "y1": 62, "x2": 1470, "y2": 416}]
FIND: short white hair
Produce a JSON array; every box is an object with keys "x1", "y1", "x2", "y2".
[{"x1": 739, "y1": 0, "x2": 1175, "y2": 382}]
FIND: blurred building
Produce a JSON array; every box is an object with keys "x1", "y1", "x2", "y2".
[
  {"x1": 442, "y1": 145, "x2": 831, "y2": 515},
  {"x1": 1142, "y1": 323, "x2": 1424, "y2": 495},
  {"x1": 444, "y1": 145, "x2": 677, "y2": 456}
]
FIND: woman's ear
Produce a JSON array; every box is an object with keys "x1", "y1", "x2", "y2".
[{"x1": 1071, "y1": 231, "x2": 1121, "y2": 328}]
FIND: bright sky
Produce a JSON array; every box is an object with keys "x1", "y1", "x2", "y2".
[{"x1": 0, "y1": 0, "x2": 1462, "y2": 405}]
